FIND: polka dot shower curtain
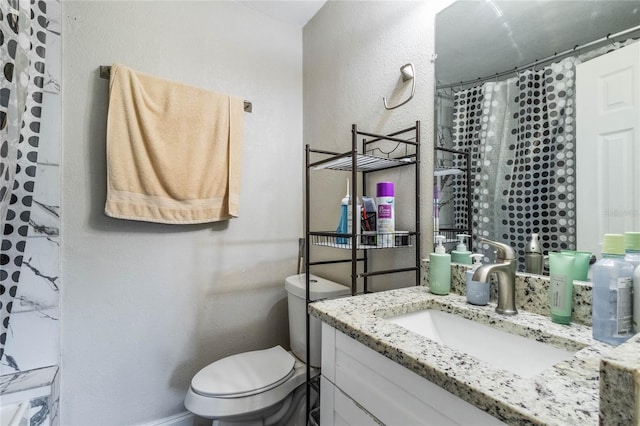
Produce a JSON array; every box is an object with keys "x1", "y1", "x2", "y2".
[
  {"x1": 0, "y1": 1, "x2": 48, "y2": 359},
  {"x1": 451, "y1": 57, "x2": 579, "y2": 268}
]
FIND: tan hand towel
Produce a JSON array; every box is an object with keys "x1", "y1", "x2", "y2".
[{"x1": 105, "y1": 64, "x2": 243, "y2": 224}]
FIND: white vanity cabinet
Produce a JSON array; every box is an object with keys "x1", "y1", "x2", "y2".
[{"x1": 319, "y1": 322, "x2": 506, "y2": 426}]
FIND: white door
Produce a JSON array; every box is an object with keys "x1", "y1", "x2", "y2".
[{"x1": 576, "y1": 42, "x2": 640, "y2": 257}]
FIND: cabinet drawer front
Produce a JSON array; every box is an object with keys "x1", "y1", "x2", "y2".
[
  {"x1": 320, "y1": 376, "x2": 380, "y2": 426},
  {"x1": 326, "y1": 327, "x2": 505, "y2": 426}
]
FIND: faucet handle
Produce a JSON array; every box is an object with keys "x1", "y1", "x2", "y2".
[{"x1": 478, "y1": 237, "x2": 516, "y2": 261}]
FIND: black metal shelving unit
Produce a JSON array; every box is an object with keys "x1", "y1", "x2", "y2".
[
  {"x1": 303, "y1": 121, "x2": 421, "y2": 422},
  {"x1": 434, "y1": 146, "x2": 472, "y2": 250}
]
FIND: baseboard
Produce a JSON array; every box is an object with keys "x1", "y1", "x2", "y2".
[{"x1": 137, "y1": 411, "x2": 196, "y2": 426}]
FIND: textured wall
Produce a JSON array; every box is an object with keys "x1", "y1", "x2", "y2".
[
  {"x1": 303, "y1": 0, "x2": 452, "y2": 291},
  {"x1": 61, "y1": 2, "x2": 302, "y2": 424}
]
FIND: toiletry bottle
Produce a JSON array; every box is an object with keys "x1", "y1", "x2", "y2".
[
  {"x1": 466, "y1": 254, "x2": 489, "y2": 305},
  {"x1": 336, "y1": 179, "x2": 349, "y2": 244},
  {"x1": 433, "y1": 184, "x2": 440, "y2": 234},
  {"x1": 548, "y1": 252, "x2": 575, "y2": 325},
  {"x1": 451, "y1": 234, "x2": 472, "y2": 264},
  {"x1": 627, "y1": 232, "x2": 640, "y2": 331},
  {"x1": 376, "y1": 182, "x2": 395, "y2": 247},
  {"x1": 348, "y1": 196, "x2": 361, "y2": 244},
  {"x1": 624, "y1": 232, "x2": 640, "y2": 269},
  {"x1": 429, "y1": 235, "x2": 451, "y2": 295},
  {"x1": 360, "y1": 196, "x2": 377, "y2": 245},
  {"x1": 561, "y1": 249, "x2": 592, "y2": 281},
  {"x1": 592, "y1": 234, "x2": 635, "y2": 345},
  {"x1": 525, "y1": 233, "x2": 544, "y2": 274},
  {"x1": 634, "y1": 264, "x2": 640, "y2": 332}
]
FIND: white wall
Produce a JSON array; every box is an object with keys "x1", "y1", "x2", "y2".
[
  {"x1": 303, "y1": 0, "x2": 452, "y2": 291},
  {"x1": 61, "y1": 1, "x2": 302, "y2": 424}
]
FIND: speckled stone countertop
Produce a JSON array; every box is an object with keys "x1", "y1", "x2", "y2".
[
  {"x1": 309, "y1": 286, "x2": 617, "y2": 425},
  {"x1": 599, "y1": 333, "x2": 640, "y2": 425},
  {"x1": 424, "y1": 263, "x2": 594, "y2": 326}
]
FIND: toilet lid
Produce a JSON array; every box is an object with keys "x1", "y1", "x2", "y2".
[{"x1": 191, "y1": 346, "x2": 296, "y2": 398}]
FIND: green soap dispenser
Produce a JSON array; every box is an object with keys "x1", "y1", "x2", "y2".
[
  {"x1": 451, "y1": 234, "x2": 472, "y2": 264},
  {"x1": 429, "y1": 235, "x2": 451, "y2": 295}
]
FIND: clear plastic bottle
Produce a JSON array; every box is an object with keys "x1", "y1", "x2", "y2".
[
  {"x1": 592, "y1": 234, "x2": 635, "y2": 345},
  {"x1": 628, "y1": 232, "x2": 640, "y2": 331}
]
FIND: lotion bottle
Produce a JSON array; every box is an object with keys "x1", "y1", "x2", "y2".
[
  {"x1": 451, "y1": 234, "x2": 472, "y2": 264},
  {"x1": 429, "y1": 235, "x2": 451, "y2": 295},
  {"x1": 548, "y1": 252, "x2": 575, "y2": 325}
]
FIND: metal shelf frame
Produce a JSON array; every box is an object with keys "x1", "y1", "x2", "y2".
[
  {"x1": 303, "y1": 121, "x2": 422, "y2": 421},
  {"x1": 434, "y1": 146, "x2": 472, "y2": 251}
]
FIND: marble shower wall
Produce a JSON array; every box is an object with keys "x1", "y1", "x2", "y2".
[{"x1": 0, "y1": 1, "x2": 61, "y2": 425}]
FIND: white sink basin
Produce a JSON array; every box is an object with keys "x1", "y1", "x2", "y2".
[{"x1": 387, "y1": 309, "x2": 576, "y2": 378}]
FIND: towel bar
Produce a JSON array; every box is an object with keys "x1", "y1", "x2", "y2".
[{"x1": 99, "y1": 65, "x2": 253, "y2": 113}]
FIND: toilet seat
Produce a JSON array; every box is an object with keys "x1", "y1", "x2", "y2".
[
  {"x1": 191, "y1": 346, "x2": 295, "y2": 398},
  {"x1": 184, "y1": 346, "x2": 308, "y2": 419}
]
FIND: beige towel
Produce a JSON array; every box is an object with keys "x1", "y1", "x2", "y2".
[{"x1": 105, "y1": 64, "x2": 243, "y2": 224}]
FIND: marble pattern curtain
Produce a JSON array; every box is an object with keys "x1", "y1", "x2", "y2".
[
  {"x1": 451, "y1": 57, "x2": 579, "y2": 268},
  {"x1": 0, "y1": 0, "x2": 48, "y2": 360}
]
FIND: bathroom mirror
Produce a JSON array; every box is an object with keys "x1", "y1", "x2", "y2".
[{"x1": 434, "y1": 0, "x2": 640, "y2": 272}]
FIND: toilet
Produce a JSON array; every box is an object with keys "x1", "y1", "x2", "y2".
[{"x1": 185, "y1": 273, "x2": 350, "y2": 425}]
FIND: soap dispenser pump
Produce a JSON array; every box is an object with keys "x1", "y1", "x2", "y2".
[
  {"x1": 429, "y1": 235, "x2": 451, "y2": 295},
  {"x1": 466, "y1": 254, "x2": 489, "y2": 305},
  {"x1": 525, "y1": 233, "x2": 544, "y2": 274},
  {"x1": 451, "y1": 234, "x2": 472, "y2": 264}
]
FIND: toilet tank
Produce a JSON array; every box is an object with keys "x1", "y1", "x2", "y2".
[{"x1": 285, "y1": 273, "x2": 350, "y2": 367}]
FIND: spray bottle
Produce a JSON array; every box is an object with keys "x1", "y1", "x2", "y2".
[{"x1": 336, "y1": 180, "x2": 349, "y2": 244}]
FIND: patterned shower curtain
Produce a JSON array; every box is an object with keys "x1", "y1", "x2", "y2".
[
  {"x1": 450, "y1": 57, "x2": 579, "y2": 268},
  {"x1": 0, "y1": 1, "x2": 48, "y2": 360}
]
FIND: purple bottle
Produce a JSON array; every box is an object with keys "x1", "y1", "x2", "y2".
[{"x1": 376, "y1": 182, "x2": 394, "y2": 247}]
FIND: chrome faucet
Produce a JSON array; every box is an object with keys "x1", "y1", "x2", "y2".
[{"x1": 472, "y1": 237, "x2": 518, "y2": 315}]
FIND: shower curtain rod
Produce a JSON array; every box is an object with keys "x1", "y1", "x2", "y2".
[
  {"x1": 436, "y1": 24, "x2": 640, "y2": 90},
  {"x1": 99, "y1": 66, "x2": 253, "y2": 113}
]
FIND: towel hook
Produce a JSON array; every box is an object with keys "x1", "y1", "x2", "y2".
[{"x1": 383, "y1": 63, "x2": 415, "y2": 110}]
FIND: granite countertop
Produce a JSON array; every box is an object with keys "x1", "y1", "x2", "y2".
[{"x1": 309, "y1": 286, "x2": 621, "y2": 425}]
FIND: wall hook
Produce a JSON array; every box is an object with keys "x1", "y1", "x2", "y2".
[{"x1": 383, "y1": 63, "x2": 415, "y2": 110}]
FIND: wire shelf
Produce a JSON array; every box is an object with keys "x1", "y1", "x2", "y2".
[
  {"x1": 310, "y1": 232, "x2": 414, "y2": 249},
  {"x1": 311, "y1": 154, "x2": 415, "y2": 172}
]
